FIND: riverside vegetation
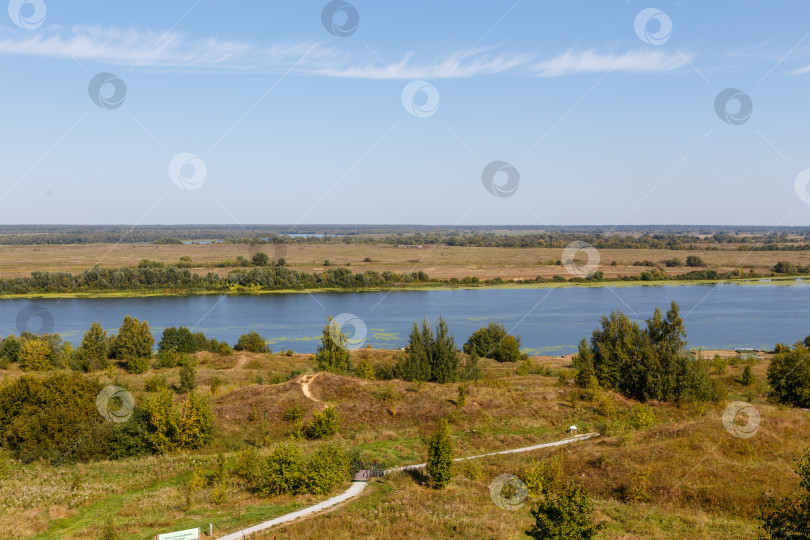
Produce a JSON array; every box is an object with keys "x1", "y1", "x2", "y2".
[{"x1": 0, "y1": 303, "x2": 807, "y2": 538}]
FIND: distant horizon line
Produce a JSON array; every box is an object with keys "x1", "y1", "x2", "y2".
[{"x1": 0, "y1": 224, "x2": 807, "y2": 230}]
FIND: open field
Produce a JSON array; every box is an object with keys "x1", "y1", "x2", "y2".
[
  {"x1": 0, "y1": 348, "x2": 806, "y2": 539},
  {"x1": 1, "y1": 243, "x2": 808, "y2": 282}
]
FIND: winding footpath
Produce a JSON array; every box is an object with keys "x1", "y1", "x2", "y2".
[{"x1": 216, "y1": 432, "x2": 599, "y2": 539}]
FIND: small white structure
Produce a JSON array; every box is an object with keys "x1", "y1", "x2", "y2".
[{"x1": 568, "y1": 425, "x2": 577, "y2": 435}]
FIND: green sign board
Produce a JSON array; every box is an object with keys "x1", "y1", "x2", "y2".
[{"x1": 155, "y1": 527, "x2": 200, "y2": 540}]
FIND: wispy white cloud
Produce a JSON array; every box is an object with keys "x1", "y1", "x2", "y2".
[
  {"x1": 528, "y1": 49, "x2": 691, "y2": 77},
  {"x1": 0, "y1": 26, "x2": 692, "y2": 79}
]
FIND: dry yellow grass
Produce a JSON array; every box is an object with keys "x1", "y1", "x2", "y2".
[
  {"x1": 0, "y1": 242, "x2": 807, "y2": 281},
  {"x1": 0, "y1": 350, "x2": 805, "y2": 539}
]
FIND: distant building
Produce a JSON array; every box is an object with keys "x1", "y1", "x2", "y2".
[
  {"x1": 397, "y1": 244, "x2": 423, "y2": 248},
  {"x1": 735, "y1": 348, "x2": 758, "y2": 361}
]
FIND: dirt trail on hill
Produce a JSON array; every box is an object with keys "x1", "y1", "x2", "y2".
[{"x1": 298, "y1": 373, "x2": 324, "y2": 406}]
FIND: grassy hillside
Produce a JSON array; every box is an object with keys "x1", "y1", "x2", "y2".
[{"x1": 0, "y1": 349, "x2": 806, "y2": 539}]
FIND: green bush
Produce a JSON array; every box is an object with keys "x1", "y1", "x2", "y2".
[
  {"x1": 0, "y1": 335, "x2": 20, "y2": 365},
  {"x1": 179, "y1": 359, "x2": 197, "y2": 393},
  {"x1": 685, "y1": 255, "x2": 705, "y2": 267},
  {"x1": 305, "y1": 407, "x2": 341, "y2": 439},
  {"x1": 234, "y1": 331, "x2": 270, "y2": 353},
  {"x1": 426, "y1": 419, "x2": 453, "y2": 489},
  {"x1": 256, "y1": 443, "x2": 304, "y2": 497},
  {"x1": 354, "y1": 359, "x2": 375, "y2": 380},
  {"x1": 629, "y1": 405, "x2": 655, "y2": 430},
  {"x1": 20, "y1": 338, "x2": 51, "y2": 371},
  {"x1": 457, "y1": 386, "x2": 466, "y2": 407},
  {"x1": 232, "y1": 445, "x2": 261, "y2": 485},
  {"x1": 251, "y1": 252, "x2": 269, "y2": 266},
  {"x1": 464, "y1": 321, "x2": 523, "y2": 361},
  {"x1": 767, "y1": 345, "x2": 810, "y2": 407},
  {"x1": 177, "y1": 391, "x2": 214, "y2": 449},
  {"x1": 144, "y1": 374, "x2": 168, "y2": 392},
  {"x1": 0, "y1": 373, "x2": 109, "y2": 463},
  {"x1": 493, "y1": 334, "x2": 524, "y2": 363},
  {"x1": 126, "y1": 355, "x2": 150, "y2": 374},
  {"x1": 759, "y1": 447, "x2": 810, "y2": 538},
  {"x1": 300, "y1": 442, "x2": 349, "y2": 495},
  {"x1": 526, "y1": 483, "x2": 603, "y2": 539},
  {"x1": 155, "y1": 349, "x2": 182, "y2": 368},
  {"x1": 254, "y1": 442, "x2": 349, "y2": 497}
]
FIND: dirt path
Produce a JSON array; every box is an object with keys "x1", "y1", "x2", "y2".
[
  {"x1": 215, "y1": 433, "x2": 599, "y2": 539},
  {"x1": 298, "y1": 373, "x2": 324, "y2": 406}
]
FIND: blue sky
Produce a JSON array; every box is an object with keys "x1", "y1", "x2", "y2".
[{"x1": 2, "y1": 1, "x2": 810, "y2": 225}]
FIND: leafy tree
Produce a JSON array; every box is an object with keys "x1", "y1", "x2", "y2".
[
  {"x1": 141, "y1": 388, "x2": 180, "y2": 454},
  {"x1": 741, "y1": 365, "x2": 755, "y2": 386},
  {"x1": 759, "y1": 448, "x2": 810, "y2": 539},
  {"x1": 463, "y1": 321, "x2": 520, "y2": 360},
  {"x1": 767, "y1": 345, "x2": 810, "y2": 407},
  {"x1": 315, "y1": 317, "x2": 353, "y2": 374},
  {"x1": 251, "y1": 252, "x2": 269, "y2": 266},
  {"x1": 110, "y1": 316, "x2": 154, "y2": 362},
  {"x1": 773, "y1": 261, "x2": 798, "y2": 274},
  {"x1": 179, "y1": 358, "x2": 197, "y2": 393},
  {"x1": 464, "y1": 321, "x2": 508, "y2": 357},
  {"x1": 233, "y1": 331, "x2": 269, "y2": 353},
  {"x1": 0, "y1": 373, "x2": 109, "y2": 463},
  {"x1": 587, "y1": 302, "x2": 712, "y2": 403},
  {"x1": 493, "y1": 334, "x2": 524, "y2": 362},
  {"x1": 589, "y1": 310, "x2": 642, "y2": 390},
  {"x1": 157, "y1": 326, "x2": 197, "y2": 354},
  {"x1": 0, "y1": 335, "x2": 20, "y2": 365},
  {"x1": 526, "y1": 483, "x2": 603, "y2": 540},
  {"x1": 177, "y1": 391, "x2": 214, "y2": 449},
  {"x1": 426, "y1": 419, "x2": 453, "y2": 489},
  {"x1": 72, "y1": 322, "x2": 109, "y2": 372},
  {"x1": 20, "y1": 338, "x2": 50, "y2": 371},
  {"x1": 685, "y1": 255, "x2": 705, "y2": 267},
  {"x1": 574, "y1": 339, "x2": 596, "y2": 388},
  {"x1": 397, "y1": 318, "x2": 460, "y2": 383}
]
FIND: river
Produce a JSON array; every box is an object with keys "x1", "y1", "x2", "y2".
[{"x1": 3, "y1": 282, "x2": 807, "y2": 354}]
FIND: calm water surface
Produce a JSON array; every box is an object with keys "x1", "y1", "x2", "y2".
[{"x1": 2, "y1": 282, "x2": 808, "y2": 354}]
